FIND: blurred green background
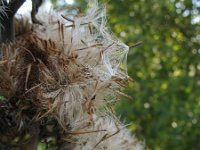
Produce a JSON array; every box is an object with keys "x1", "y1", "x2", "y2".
[{"x1": 71, "y1": 0, "x2": 200, "y2": 149}]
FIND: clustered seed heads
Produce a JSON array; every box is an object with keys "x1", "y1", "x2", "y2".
[{"x1": 0, "y1": 1, "x2": 143, "y2": 150}]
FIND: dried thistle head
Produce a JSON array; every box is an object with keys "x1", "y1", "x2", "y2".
[{"x1": 0, "y1": 1, "x2": 143, "y2": 149}]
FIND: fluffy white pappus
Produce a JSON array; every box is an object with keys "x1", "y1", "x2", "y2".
[
  {"x1": 30, "y1": 2, "x2": 130, "y2": 127},
  {"x1": 29, "y1": 3, "x2": 138, "y2": 147},
  {"x1": 36, "y1": 2, "x2": 129, "y2": 80},
  {"x1": 72, "y1": 115, "x2": 144, "y2": 150}
]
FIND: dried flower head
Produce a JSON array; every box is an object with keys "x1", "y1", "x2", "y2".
[{"x1": 0, "y1": 1, "x2": 143, "y2": 149}]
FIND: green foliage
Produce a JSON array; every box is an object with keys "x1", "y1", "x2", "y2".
[
  {"x1": 0, "y1": 96, "x2": 5, "y2": 101},
  {"x1": 74, "y1": 0, "x2": 200, "y2": 149}
]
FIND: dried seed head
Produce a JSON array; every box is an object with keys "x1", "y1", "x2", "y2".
[{"x1": 0, "y1": 1, "x2": 143, "y2": 149}]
